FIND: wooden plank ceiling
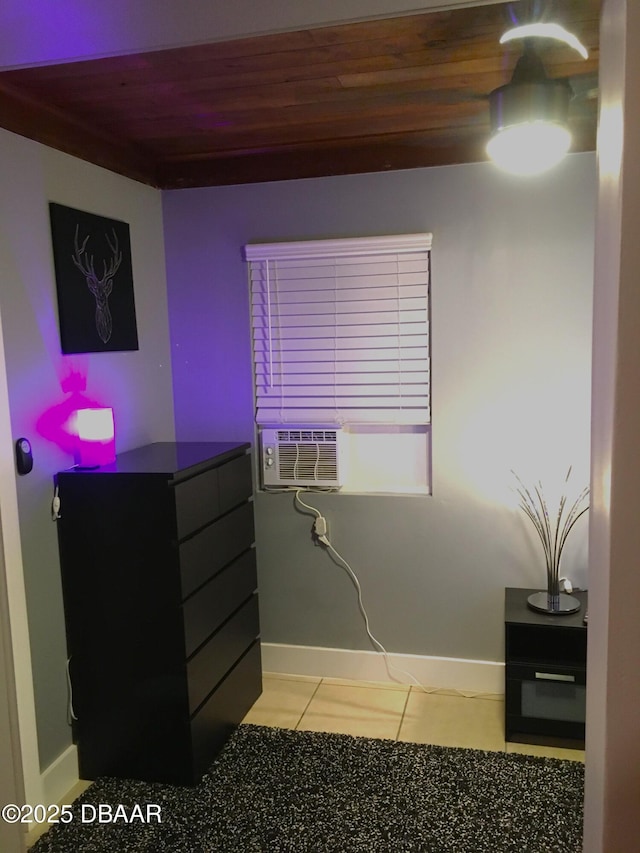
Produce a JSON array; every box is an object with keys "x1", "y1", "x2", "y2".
[{"x1": 0, "y1": 0, "x2": 600, "y2": 188}]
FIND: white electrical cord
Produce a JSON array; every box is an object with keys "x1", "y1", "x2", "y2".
[
  {"x1": 294, "y1": 490, "x2": 323, "y2": 517},
  {"x1": 52, "y1": 484, "x2": 61, "y2": 521},
  {"x1": 294, "y1": 491, "x2": 500, "y2": 701},
  {"x1": 66, "y1": 657, "x2": 78, "y2": 723}
]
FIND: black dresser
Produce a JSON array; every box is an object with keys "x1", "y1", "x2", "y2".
[{"x1": 56, "y1": 441, "x2": 261, "y2": 785}]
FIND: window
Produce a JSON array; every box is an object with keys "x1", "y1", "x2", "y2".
[{"x1": 245, "y1": 233, "x2": 432, "y2": 493}]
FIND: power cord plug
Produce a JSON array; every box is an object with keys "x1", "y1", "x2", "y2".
[
  {"x1": 294, "y1": 490, "x2": 330, "y2": 544},
  {"x1": 313, "y1": 515, "x2": 329, "y2": 546},
  {"x1": 52, "y1": 486, "x2": 61, "y2": 521}
]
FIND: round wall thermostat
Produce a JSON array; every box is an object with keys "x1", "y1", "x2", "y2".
[{"x1": 15, "y1": 437, "x2": 33, "y2": 475}]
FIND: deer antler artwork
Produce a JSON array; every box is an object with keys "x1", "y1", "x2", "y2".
[{"x1": 71, "y1": 225, "x2": 122, "y2": 343}]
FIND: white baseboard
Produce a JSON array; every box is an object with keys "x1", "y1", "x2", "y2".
[
  {"x1": 261, "y1": 642, "x2": 505, "y2": 695},
  {"x1": 41, "y1": 744, "x2": 79, "y2": 805}
]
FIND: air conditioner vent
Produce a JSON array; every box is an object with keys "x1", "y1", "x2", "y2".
[
  {"x1": 261, "y1": 427, "x2": 344, "y2": 488},
  {"x1": 276, "y1": 429, "x2": 338, "y2": 443}
]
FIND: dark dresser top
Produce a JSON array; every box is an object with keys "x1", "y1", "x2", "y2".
[{"x1": 59, "y1": 441, "x2": 250, "y2": 481}]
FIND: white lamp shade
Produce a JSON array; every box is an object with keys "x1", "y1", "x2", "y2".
[
  {"x1": 75, "y1": 408, "x2": 116, "y2": 466},
  {"x1": 486, "y1": 122, "x2": 572, "y2": 175}
]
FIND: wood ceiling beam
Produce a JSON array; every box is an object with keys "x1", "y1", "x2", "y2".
[{"x1": 0, "y1": 80, "x2": 158, "y2": 187}]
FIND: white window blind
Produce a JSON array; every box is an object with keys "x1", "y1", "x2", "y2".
[{"x1": 245, "y1": 233, "x2": 432, "y2": 427}]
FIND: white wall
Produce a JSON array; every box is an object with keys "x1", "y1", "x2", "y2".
[
  {"x1": 0, "y1": 310, "x2": 29, "y2": 848},
  {"x1": 0, "y1": 0, "x2": 503, "y2": 69},
  {"x1": 163, "y1": 152, "x2": 596, "y2": 665},
  {"x1": 0, "y1": 128, "x2": 175, "y2": 784}
]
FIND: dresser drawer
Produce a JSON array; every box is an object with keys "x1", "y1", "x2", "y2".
[
  {"x1": 218, "y1": 453, "x2": 253, "y2": 514},
  {"x1": 182, "y1": 549, "x2": 257, "y2": 658},
  {"x1": 190, "y1": 640, "x2": 262, "y2": 780},
  {"x1": 187, "y1": 594, "x2": 260, "y2": 714},
  {"x1": 179, "y1": 502, "x2": 255, "y2": 598},
  {"x1": 174, "y1": 467, "x2": 220, "y2": 539}
]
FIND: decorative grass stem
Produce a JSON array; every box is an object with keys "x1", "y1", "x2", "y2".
[{"x1": 512, "y1": 468, "x2": 589, "y2": 614}]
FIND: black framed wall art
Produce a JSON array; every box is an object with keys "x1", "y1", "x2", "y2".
[{"x1": 49, "y1": 203, "x2": 139, "y2": 354}]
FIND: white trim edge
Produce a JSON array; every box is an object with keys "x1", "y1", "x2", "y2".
[
  {"x1": 261, "y1": 642, "x2": 504, "y2": 695},
  {"x1": 0, "y1": 296, "x2": 43, "y2": 806},
  {"x1": 244, "y1": 232, "x2": 433, "y2": 260},
  {"x1": 41, "y1": 745, "x2": 79, "y2": 806}
]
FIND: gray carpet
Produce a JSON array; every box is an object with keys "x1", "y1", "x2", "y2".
[{"x1": 31, "y1": 724, "x2": 584, "y2": 852}]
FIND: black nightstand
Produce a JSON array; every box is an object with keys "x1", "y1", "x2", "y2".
[{"x1": 505, "y1": 587, "x2": 587, "y2": 747}]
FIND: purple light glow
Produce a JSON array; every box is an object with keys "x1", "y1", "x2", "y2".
[{"x1": 35, "y1": 367, "x2": 112, "y2": 461}]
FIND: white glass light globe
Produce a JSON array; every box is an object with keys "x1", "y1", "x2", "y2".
[{"x1": 486, "y1": 122, "x2": 572, "y2": 176}]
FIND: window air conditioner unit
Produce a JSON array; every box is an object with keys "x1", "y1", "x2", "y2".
[{"x1": 260, "y1": 427, "x2": 345, "y2": 488}]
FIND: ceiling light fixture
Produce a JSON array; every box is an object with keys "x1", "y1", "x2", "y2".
[
  {"x1": 486, "y1": 38, "x2": 572, "y2": 176},
  {"x1": 500, "y1": 23, "x2": 589, "y2": 59}
]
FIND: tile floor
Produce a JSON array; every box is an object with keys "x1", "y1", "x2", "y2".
[{"x1": 242, "y1": 672, "x2": 586, "y2": 763}]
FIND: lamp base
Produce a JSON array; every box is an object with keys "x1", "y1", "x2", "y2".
[{"x1": 527, "y1": 591, "x2": 581, "y2": 615}]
